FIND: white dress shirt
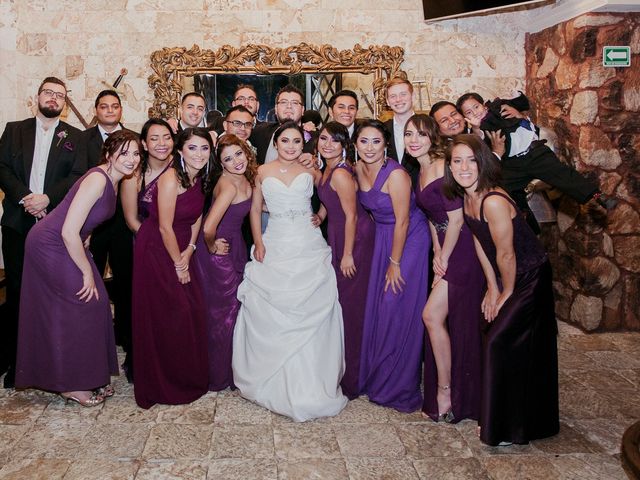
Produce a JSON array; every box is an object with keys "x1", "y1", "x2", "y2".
[
  {"x1": 393, "y1": 112, "x2": 413, "y2": 164},
  {"x1": 98, "y1": 123, "x2": 122, "y2": 143},
  {"x1": 29, "y1": 117, "x2": 59, "y2": 194}
]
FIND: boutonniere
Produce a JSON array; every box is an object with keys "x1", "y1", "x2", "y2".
[
  {"x1": 63, "y1": 141, "x2": 74, "y2": 152},
  {"x1": 56, "y1": 130, "x2": 69, "y2": 147}
]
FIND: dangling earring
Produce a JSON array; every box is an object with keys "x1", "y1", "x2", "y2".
[
  {"x1": 342, "y1": 148, "x2": 346, "y2": 164},
  {"x1": 384, "y1": 147, "x2": 388, "y2": 159},
  {"x1": 317, "y1": 152, "x2": 322, "y2": 165},
  {"x1": 205, "y1": 158, "x2": 210, "y2": 176},
  {"x1": 179, "y1": 154, "x2": 185, "y2": 171},
  {"x1": 354, "y1": 150, "x2": 358, "y2": 163}
]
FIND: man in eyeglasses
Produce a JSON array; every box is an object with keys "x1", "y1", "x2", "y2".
[
  {"x1": 231, "y1": 85, "x2": 261, "y2": 120},
  {"x1": 0, "y1": 76, "x2": 86, "y2": 389},
  {"x1": 252, "y1": 84, "x2": 315, "y2": 166},
  {"x1": 221, "y1": 105, "x2": 255, "y2": 142}
]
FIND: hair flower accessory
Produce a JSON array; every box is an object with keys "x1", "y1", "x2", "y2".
[{"x1": 56, "y1": 130, "x2": 69, "y2": 147}]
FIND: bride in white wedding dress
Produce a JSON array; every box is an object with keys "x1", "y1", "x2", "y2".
[{"x1": 232, "y1": 122, "x2": 348, "y2": 422}]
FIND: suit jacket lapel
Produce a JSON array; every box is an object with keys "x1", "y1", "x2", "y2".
[{"x1": 21, "y1": 118, "x2": 37, "y2": 183}]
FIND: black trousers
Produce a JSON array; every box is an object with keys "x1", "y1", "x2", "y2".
[
  {"x1": 1, "y1": 226, "x2": 27, "y2": 376},
  {"x1": 501, "y1": 143, "x2": 598, "y2": 204},
  {"x1": 89, "y1": 206, "x2": 133, "y2": 357}
]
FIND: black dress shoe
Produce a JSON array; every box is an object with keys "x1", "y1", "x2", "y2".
[{"x1": 594, "y1": 192, "x2": 618, "y2": 211}]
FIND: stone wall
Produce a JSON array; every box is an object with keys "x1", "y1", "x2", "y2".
[
  {"x1": 0, "y1": 0, "x2": 537, "y2": 132},
  {"x1": 525, "y1": 13, "x2": 640, "y2": 331}
]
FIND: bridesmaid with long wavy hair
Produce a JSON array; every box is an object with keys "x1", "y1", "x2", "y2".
[
  {"x1": 132, "y1": 127, "x2": 211, "y2": 409},
  {"x1": 405, "y1": 114, "x2": 483, "y2": 423},
  {"x1": 194, "y1": 134, "x2": 256, "y2": 391},
  {"x1": 315, "y1": 121, "x2": 374, "y2": 399}
]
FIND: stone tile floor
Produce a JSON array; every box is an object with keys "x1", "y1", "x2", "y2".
[{"x1": 0, "y1": 321, "x2": 638, "y2": 479}]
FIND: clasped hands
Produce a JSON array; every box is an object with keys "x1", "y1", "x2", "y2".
[{"x1": 21, "y1": 193, "x2": 50, "y2": 219}]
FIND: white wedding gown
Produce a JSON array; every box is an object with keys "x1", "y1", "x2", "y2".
[{"x1": 232, "y1": 172, "x2": 348, "y2": 421}]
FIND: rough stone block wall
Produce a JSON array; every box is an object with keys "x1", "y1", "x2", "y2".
[{"x1": 526, "y1": 13, "x2": 640, "y2": 331}]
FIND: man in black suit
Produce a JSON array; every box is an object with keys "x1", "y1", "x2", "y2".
[
  {"x1": 167, "y1": 92, "x2": 207, "y2": 134},
  {"x1": 328, "y1": 90, "x2": 359, "y2": 139},
  {"x1": 0, "y1": 76, "x2": 86, "y2": 388},
  {"x1": 220, "y1": 105, "x2": 255, "y2": 144},
  {"x1": 382, "y1": 78, "x2": 419, "y2": 184},
  {"x1": 250, "y1": 84, "x2": 316, "y2": 165},
  {"x1": 80, "y1": 90, "x2": 136, "y2": 381}
]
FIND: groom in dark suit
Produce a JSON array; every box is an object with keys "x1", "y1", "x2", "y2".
[
  {"x1": 250, "y1": 84, "x2": 316, "y2": 166},
  {"x1": 0, "y1": 76, "x2": 86, "y2": 388},
  {"x1": 80, "y1": 90, "x2": 136, "y2": 381}
]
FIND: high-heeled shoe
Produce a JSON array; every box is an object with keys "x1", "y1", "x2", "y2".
[
  {"x1": 60, "y1": 392, "x2": 105, "y2": 407},
  {"x1": 437, "y1": 385, "x2": 455, "y2": 423},
  {"x1": 93, "y1": 384, "x2": 114, "y2": 398}
]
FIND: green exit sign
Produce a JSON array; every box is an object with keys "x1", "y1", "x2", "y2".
[{"x1": 603, "y1": 46, "x2": 631, "y2": 67}]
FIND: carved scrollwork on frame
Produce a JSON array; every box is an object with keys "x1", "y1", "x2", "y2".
[{"x1": 148, "y1": 43, "x2": 406, "y2": 119}]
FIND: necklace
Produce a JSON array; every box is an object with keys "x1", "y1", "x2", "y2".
[{"x1": 279, "y1": 167, "x2": 288, "y2": 173}]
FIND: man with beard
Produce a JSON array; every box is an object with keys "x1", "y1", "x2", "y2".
[
  {"x1": 251, "y1": 84, "x2": 316, "y2": 165},
  {"x1": 0, "y1": 77, "x2": 86, "y2": 388},
  {"x1": 80, "y1": 90, "x2": 137, "y2": 380}
]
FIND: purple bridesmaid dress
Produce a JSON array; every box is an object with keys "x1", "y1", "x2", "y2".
[
  {"x1": 317, "y1": 164, "x2": 375, "y2": 399},
  {"x1": 16, "y1": 168, "x2": 119, "y2": 392},
  {"x1": 194, "y1": 197, "x2": 251, "y2": 391},
  {"x1": 132, "y1": 178, "x2": 208, "y2": 409},
  {"x1": 465, "y1": 191, "x2": 558, "y2": 446},
  {"x1": 357, "y1": 160, "x2": 430, "y2": 412},
  {"x1": 415, "y1": 176, "x2": 483, "y2": 422}
]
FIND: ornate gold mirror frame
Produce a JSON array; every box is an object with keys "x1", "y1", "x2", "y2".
[{"x1": 148, "y1": 43, "x2": 406, "y2": 120}]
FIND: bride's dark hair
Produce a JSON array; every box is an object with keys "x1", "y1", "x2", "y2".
[{"x1": 273, "y1": 121, "x2": 305, "y2": 145}]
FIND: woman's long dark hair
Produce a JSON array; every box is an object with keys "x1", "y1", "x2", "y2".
[
  {"x1": 317, "y1": 121, "x2": 354, "y2": 165},
  {"x1": 443, "y1": 134, "x2": 502, "y2": 199},
  {"x1": 402, "y1": 114, "x2": 442, "y2": 173},
  {"x1": 273, "y1": 121, "x2": 304, "y2": 145},
  {"x1": 174, "y1": 127, "x2": 214, "y2": 192},
  {"x1": 139, "y1": 118, "x2": 174, "y2": 192},
  {"x1": 353, "y1": 118, "x2": 390, "y2": 146}
]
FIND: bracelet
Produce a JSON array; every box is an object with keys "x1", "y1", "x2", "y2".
[
  {"x1": 188, "y1": 243, "x2": 196, "y2": 252},
  {"x1": 388, "y1": 256, "x2": 401, "y2": 266}
]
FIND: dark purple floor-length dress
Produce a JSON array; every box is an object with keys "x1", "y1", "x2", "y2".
[
  {"x1": 16, "y1": 167, "x2": 119, "y2": 392},
  {"x1": 317, "y1": 164, "x2": 375, "y2": 399},
  {"x1": 415, "y1": 176, "x2": 483, "y2": 422},
  {"x1": 132, "y1": 177, "x2": 208, "y2": 409},
  {"x1": 357, "y1": 160, "x2": 430, "y2": 412},
  {"x1": 466, "y1": 191, "x2": 559, "y2": 446},
  {"x1": 194, "y1": 197, "x2": 251, "y2": 391}
]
